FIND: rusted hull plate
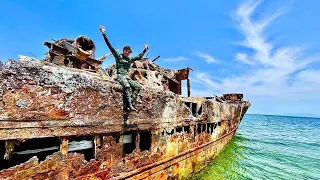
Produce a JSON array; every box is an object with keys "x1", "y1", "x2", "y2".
[
  {"x1": 118, "y1": 129, "x2": 236, "y2": 180},
  {"x1": 0, "y1": 119, "x2": 243, "y2": 179}
]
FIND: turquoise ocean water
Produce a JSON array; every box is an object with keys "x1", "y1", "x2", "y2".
[{"x1": 191, "y1": 114, "x2": 320, "y2": 180}]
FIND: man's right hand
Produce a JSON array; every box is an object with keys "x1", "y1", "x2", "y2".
[
  {"x1": 100, "y1": 25, "x2": 105, "y2": 34},
  {"x1": 144, "y1": 44, "x2": 149, "y2": 51}
]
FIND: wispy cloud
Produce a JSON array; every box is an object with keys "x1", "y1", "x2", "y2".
[
  {"x1": 235, "y1": 53, "x2": 255, "y2": 65},
  {"x1": 195, "y1": 51, "x2": 219, "y2": 63},
  {"x1": 195, "y1": 72, "x2": 220, "y2": 89},
  {"x1": 162, "y1": 56, "x2": 187, "y2": 62},
  {"x1": 191, "y1": 1, "x2": 320, "y2": 113}
]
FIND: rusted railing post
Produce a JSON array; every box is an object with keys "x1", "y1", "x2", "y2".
[
  {"x1": 94, "y1": 135, "x2": 103, "y2": 158},
  {"x1": 136, "y1": 132, "x2": 140, "y2": 151},
  {"x1": 187, "y1": 78, "x2": 190, "y2": 97},
  {"x1": 60, "y1": 137, "x2": 69, "y2": 156}
]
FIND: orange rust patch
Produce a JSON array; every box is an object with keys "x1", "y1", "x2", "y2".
[{"x1": 48, "y1": 108, "x2": 69, "y2": 119}]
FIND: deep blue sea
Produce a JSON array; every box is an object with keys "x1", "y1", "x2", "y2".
[{"x1": 191, "y1": 114, "x2": 320, "y2": 180}]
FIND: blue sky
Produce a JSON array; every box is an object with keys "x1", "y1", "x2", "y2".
[{"x1": 1, "y1": 0, "x2": 320, "y2": 117}]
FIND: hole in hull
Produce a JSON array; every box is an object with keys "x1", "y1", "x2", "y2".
[
  {"x1": 0, "y1": 137, "x2": 60, "y2": 170},
  {"x1": 184, "y1": 126, "x2": 190, "y2": 133},
  {"x1": 176, "y1": 127, "x2": 183, "y2": 133},
  {"x1": 68, "y1": 136, "x2": 94, "y2": 161},
  {"x1": 139, "y1": 131, "x2": 152, "y2": 151},
  {"x1": 123, "y1": 131, "x2": 136, "y2": 154}
]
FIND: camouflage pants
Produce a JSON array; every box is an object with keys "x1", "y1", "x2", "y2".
[{"x1": 116, "y1": 75, "x2": 141, "y2": 106}]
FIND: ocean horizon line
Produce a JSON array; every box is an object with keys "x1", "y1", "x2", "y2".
[{"x1": 246, "y1": 113, "x2": 320, "y2": 119}]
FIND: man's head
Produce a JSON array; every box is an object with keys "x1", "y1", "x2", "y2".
[{"x1": 123, "y1": 46, "x2": 132, "y2": 57}]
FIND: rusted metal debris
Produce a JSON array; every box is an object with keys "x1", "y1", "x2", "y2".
[
  {"x1": 213, "y1": 93, "x2": 244, "y2": 103},
  {"x1": 0, "y1": 35, "x2": 250, "y2": 179},
  {"x1": 44, "y1": 36, "x2": 104, "y2": 73},
  {"x1": 223, "y1": 93, "x2": 244, "y2": 102}
]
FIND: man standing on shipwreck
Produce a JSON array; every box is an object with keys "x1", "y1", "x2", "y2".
[{"x1": 100, "y1": 25, "x2": 149, "y2": 111}]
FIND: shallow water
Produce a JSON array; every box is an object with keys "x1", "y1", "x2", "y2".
[{"x1": 191, "y1": 114, "x2": 320, "y2": 180}]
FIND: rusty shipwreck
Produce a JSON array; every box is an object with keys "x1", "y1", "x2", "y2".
[{"x1": 0, "y1": 35, "x2": 250, "y2": 179}]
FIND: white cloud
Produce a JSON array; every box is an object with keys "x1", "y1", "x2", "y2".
[
  {"x1": 195, "y1": 72, "x2": 220, "y2": 89},
  {"x1": 191, "y1": 1, "x2": 320, "y2": 115},
  {"x1": 162, "y1": 56, "x2": 187, "y2": 62},
  {"x1": 195, "y1": 51, "x2": 219, "y2": 63},
  {"x1": 235, "y1": 53, "x2": 255, "y2": 65}
]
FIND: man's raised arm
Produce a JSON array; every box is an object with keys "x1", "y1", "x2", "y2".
[
  {"x1": 100, "y1": 25, "x2": 119, "y2": 59},
  {"x1": 131, "y1": 44, "x2": 149, "y2": 62}
]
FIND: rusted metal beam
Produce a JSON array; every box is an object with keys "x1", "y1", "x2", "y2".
[
  {"x1": 0, "y1": 125, "x2": 122, "y2": 140},
  {"x1": 0, "y1": 119, "x2": 211, "y2": 140}
]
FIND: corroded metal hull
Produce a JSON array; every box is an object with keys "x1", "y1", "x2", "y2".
[
  {"x1": 114, "y1": 128, "x2": 239, "y2": 180},
  {"x1": 0, "y1": 56, "x2": 250, "y2": 179}
]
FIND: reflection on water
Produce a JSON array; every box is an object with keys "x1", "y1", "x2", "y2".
[{"x1": 190, "y1": 135, "x2": 249, "y2": 180}]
